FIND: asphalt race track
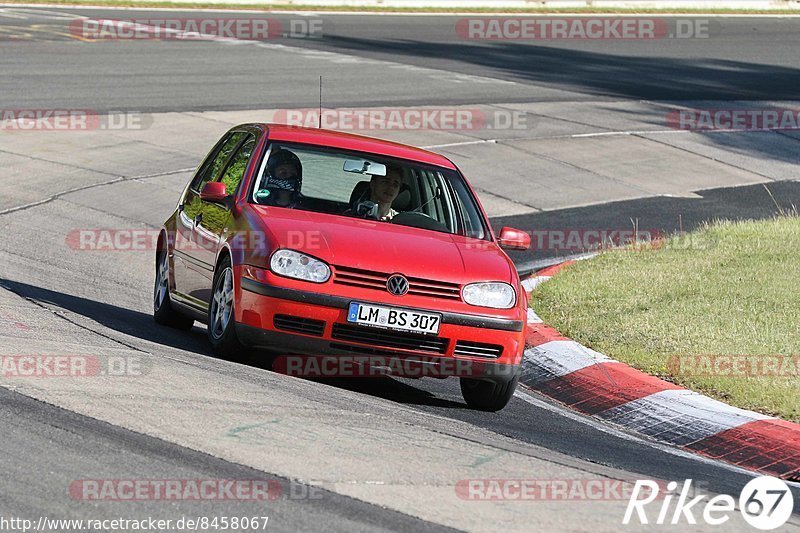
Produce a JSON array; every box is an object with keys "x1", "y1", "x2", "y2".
[{"x1": 1, "y1": 6, "x2": 800, "y2": 531}]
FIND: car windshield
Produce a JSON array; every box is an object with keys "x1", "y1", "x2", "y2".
[{"x1": 251, "y1": 142, "x2": 490, "y2": 240}]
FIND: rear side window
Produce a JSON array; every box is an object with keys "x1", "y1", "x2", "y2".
[
  {"x1": 191, "y1": 131, "x2": 247, "y2": 192},
  {"x1": 219, "y1": 135, "x2": 256, "y2": 196}
]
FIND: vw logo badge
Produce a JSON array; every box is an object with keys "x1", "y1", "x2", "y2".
[{"x1": 386, "y1": 274, "x2": 409, "y2": 296}]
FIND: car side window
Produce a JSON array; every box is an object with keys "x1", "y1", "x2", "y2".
[
  {"x1": 448, "y1": 174, "x2": 487, "y2": 239},
  {"x1": 219, "y1": 135, "x2": 256, "y2": 196},
  {"x1": 418, "y1": 170, "x2": 446, "y2": 220},
  {"x1": 191, "y1": 131, "x2": 247, "y2": 193}
]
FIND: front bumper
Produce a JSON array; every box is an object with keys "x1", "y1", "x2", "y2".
[{"x1": 235, "y1": 275, "x2": 525, "y2": 371}]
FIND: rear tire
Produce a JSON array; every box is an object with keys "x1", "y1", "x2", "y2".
[
  {"x1": 460, "y1": 371, "x2": 520, "y2": 412},
  {"x1": 208, "y1": 256, "x2": 246, "y2": 359},
  {"x1": 153, "y1": 248, "x2": 194, "y2": 331}
]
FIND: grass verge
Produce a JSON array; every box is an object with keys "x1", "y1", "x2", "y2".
[
  {"x1": 2, "y1": 0, "x2": 800, "y2": 14},
  {"x1": 530, "y1": 215, "x2": 800, "y2": 422}
]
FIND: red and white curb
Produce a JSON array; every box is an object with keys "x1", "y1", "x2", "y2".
[{"x1": 520, "y1": 261, "x2": 800, "y2": 482}]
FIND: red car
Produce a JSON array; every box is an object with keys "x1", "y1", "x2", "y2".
[{"x1": 154, "y1": 124, "x2": 531, "y2": 411}]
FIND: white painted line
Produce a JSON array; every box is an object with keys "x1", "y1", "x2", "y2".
[
  {"x1": 254, "y1": 12, "x2": 800, "y2": 18},
  {"x1": 0, "y1": 7, "x2": 29, "y2": 18},
  {"x1": 423, "y1": 139, "x2": 498, "y2": 149},
  {"x1": 429, "y1": 127, "x2": 798, "y2": 150},
  {"x1": 206, "y1": 27, "x2": 516, "y2": 86},
  {"x1": 423, "y1": 129, "x2": 706, "y2": 151},
  {"x1": 598, "y1": 389, "x2": 773, "y2": 446},
  {"x1": 0, "y1": 6, "x2": 82, "y2": 18},
  {"x1": 570, "y1": 130, "x2": 678, "y2": 138},
  {"x1": 61, "y1": 15, "x2": 516, "y2": 87}
]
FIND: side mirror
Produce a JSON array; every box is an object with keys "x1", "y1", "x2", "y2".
[
  {"x1": 497, "y1": 227, "x2": 530, "y2": 250},
  {"x1": 200, "y1": 182, "x2": 228, "y2": 204}
]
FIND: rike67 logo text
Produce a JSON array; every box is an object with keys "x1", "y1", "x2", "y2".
[{"x1": 624, "y1": 477, "x2": 794, "y2": 530}]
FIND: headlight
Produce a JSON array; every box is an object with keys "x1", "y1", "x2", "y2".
[
  {"x1": 462, "y1": 282, "x2": 516, "y2": 309},
  {"x1": 270, "y1": 249, "x2": 330, "y2": 283}
]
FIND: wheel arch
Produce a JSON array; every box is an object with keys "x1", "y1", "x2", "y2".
[
  {"x1": 156, "y1": 228, "x2": 169, "y2": 260},
  {"x1": 215, "y1": 244, "x2": 233, "y2": 272}
]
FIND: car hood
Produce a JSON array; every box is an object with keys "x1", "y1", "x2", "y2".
[{"x1": 251, "y1": 207, "x2": 514, "y2": 284}]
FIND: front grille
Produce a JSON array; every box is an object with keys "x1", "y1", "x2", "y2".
[
  {"x1": 333, "y1": 265, "x2": 461, "y2": 300},
  {"x1": 333, "y1": 266, "x2": 386, "y2": 291},
  {"x1": 331, "y1": 323, "x2": 449, "y2": 354},
  {"x1": 453, "y1": 340, "x2": 504, "y2": 359},
  {"x1": 273, "y1": 314, "x2": 325, "y2": 337}
]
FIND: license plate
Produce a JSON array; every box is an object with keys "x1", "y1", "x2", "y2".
[{"x1": 347, "y1": 302, "x2": 441, "y2": 335}]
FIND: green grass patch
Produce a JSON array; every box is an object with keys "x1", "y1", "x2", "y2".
[
  {"x1": 4, "y1": 0, "x2": 800, "y2": 14},
  {"x1": 531, "y1": 215, "x2": 800, "y2": 422}
]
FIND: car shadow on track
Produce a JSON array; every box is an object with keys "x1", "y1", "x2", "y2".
[
  {"x1": 0, "y1": 278, "x2": 471, "y2": 409},
  {"x1": 0, "y1": 279, "x2": 213, "y2": 357},
  {"x1": 238, "y1": 353, "x2": 468, "y2": 408},
  {"x1": 302, "y1": 376, "x2": 467, "y2": 409},
  {"x1": 307, "y1": 32, "x2": 800, "y2": 105}
]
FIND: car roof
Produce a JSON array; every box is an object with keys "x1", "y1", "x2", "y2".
[{"x1": 253, "y1": 123, "x2": 457, "y2": 170}]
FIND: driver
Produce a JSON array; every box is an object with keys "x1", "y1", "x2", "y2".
[
  {"x1": 257, "y1": 148, "x2": 303, "y2": 208},
  {"x1": 368, "y1": 165, "x2": 403, "y2": 221}
]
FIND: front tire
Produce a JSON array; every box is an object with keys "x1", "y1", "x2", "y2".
[
  {"x1": 208, "y1": 256, "x2": 245, "y2": 359},
  {"x1": 153, "y1": 248, "x2": 194, "y2": 331},
  {"x1": 460, "y1": 371, "x2": 520, "y2": 412}
]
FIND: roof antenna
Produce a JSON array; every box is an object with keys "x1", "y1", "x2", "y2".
[{"x1": 318, "y1": 75, "x2": 323, "y2": 129}]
